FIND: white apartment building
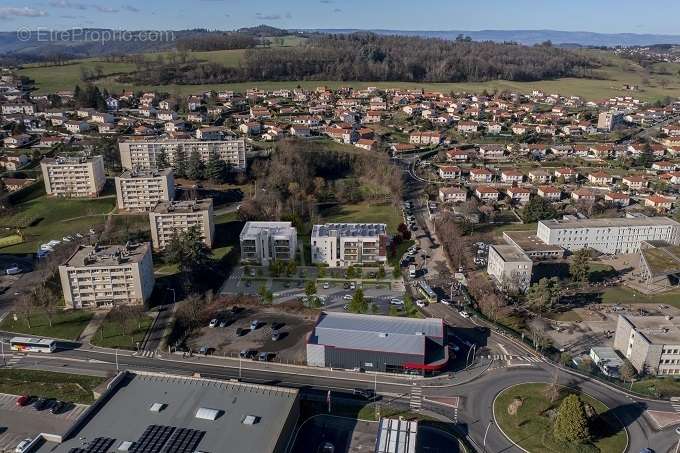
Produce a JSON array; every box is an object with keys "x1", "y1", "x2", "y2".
[
  {"x1": 41, "y1": 155, "x2": 106, "y2": 198},
  {"x1": 614, "y1": 315, "x2": 680, "y2": 375},
  {"x1": 58, "y1": 243, "x2": 155, "y2": 308},
  {"x1": 118, "y1": 137, "x2": 247, "y2": 171},
  {"x1": 486, "y1": 244, "x2": 533, "y2": 292},
  {"x1": 311, "y1": 223, "x2": 389, "y2": 268},
  {"x1": 239, "y1": 221, "x2": 298, "y2": 265},
  {"x1": 536, "y1": 217, "x2": 680, "y2": 255},
  {"x1": 114, "y1": 168, "x2": 175, "y2": 211},
  {"x1": 149, "y1": 199, "x2": 214, "y2": 250}
]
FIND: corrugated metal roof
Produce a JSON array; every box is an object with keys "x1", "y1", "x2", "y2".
[{"x1": 311, "y1": 312, "x2": 442, "y2": 355}]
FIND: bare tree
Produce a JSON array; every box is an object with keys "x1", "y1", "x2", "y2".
[{"x1": 16, "y1": 294, "x2": 34, "y2": 328}]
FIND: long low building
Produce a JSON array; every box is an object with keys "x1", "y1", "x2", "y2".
[
  {"x1": 307, "y1": 312, "x2": 448, "y2": 374},
  {"x1": 34, "y1": 371, "x2": 300, "y2": 453},
  {"x1": 119, "y1": 137, "x2": 247, "y2": 171},
  {"x1": 58, "y1": 243, "x2": 155, "y2": 308},
  {"x1": 537, "y1": 216, "x2": 680, "y2": 254}
]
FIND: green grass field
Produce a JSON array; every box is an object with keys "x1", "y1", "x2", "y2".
[
  {"x1": 601, "y1": 286, "x2": 680, "y2": 308},
  {"x1": 494, "y1": 383, "x2": 627, "y2": 453},
  {"x1": 631, "y1": 377, "x2": 680, "y2": 399},
  {"x1": 0, "y1": 369, "x2": 105, "y2": 404},
  {"x1": 0, "y1": 195, "x2": 115, "y2": 253},
  {"x1": 0, "y1": 310, "x2": 94, "y2": 341},
  {"x1": 90, "y1": 312, "x2": 154, "y2": 350},
  {"x1": 320, "y1": 202, "x2": 402, "y2": 234},
  {"x1": 0, "y1": 234, "x2": 24, "y2": 249},
  {"x1": 19, "y1": 48, "x2": 680, "y2": 101}
]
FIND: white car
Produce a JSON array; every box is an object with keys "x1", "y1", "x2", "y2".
[
  {"x1": 15, "y1": 439, "x2": 32, "y2": 453},
  {"x1": 349, "y1": 283, "x2": 356, "y2": 290},
  {"x1": 208, "y1": 319, "x2": 218, "y2": 328},
  {"x1": 459, "y1": 311, "x2": 470, "y2": 318},
  {"x1": 415, "y1": 300, "x2": 426, "y2": 308},
  {"x1": 440, "y1": 299, "x2": 451, "y2": 306},
  {"x1": 322, "y1": 282, "x2": 330, "y2": 289},
  {"x1": 343, "y1": 294, "x2": 352, "y2": 300},
  {"x1": 389, "y1": 298, "x2": 404, "y2": 306}
]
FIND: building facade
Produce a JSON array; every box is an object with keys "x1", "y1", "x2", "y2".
[
  {"x1": 119, "y1": 138, "x2": 247, "y2": 171},
  {"x1": 58, "y1": 243, "x2": 155, "y2": 308},
  {"x1": 114, "y1": 168, "x2": 175, "y2": 211},
  {"x1": 41, "y1": 155, "x2": 106, "y2": 198},
  {"x1": 536, "y1": 217, "x2": 680, "y2": 255},
  {"x1": 486, "y1": 244, "x2": 533, "y2": 292},
  {"x1": 239, "y1": 221, "x2": 298, "y2": 265},
  {"x1": 148, "y1": 199, "x2": 214, "y2": 250},
  {"x1": 614, "y1": 315, "x2": 680, "y2": 375},
  {"x1": 311, "y1": 223, "x2": 389, "y2": 268}
]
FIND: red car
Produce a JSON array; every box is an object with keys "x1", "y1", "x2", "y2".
[{"x1": 15, "y1": 395, "x2": 30, "y2": 407}]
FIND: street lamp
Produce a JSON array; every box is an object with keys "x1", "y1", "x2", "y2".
[{"x1": 166, "y1": 288, "x2": 176, "y2": 304}]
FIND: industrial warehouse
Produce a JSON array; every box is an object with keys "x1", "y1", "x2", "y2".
[{"x1": 306, "y1": 312, "x2": 449, "y2": 374}]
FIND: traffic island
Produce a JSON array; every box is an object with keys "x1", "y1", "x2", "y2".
[{"x1": 493, "y1": 383, "x2": 627, "y2": 453}]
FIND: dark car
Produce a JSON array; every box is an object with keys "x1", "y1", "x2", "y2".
[
  {"x1": 33, "y1": 398, "x2": 51, "y2": 411},
  {"x1": 239, "y1": 349, "x2": 257, "y2": 359},
  {"x1": 50, "y1": 400, "x2": 66, "y2": 414},
  {"x1": 352, "y1": 388, "x2": 375, "y2": 400}
]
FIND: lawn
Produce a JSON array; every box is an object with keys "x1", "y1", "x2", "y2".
[
  {"x1": 0, "y1": 233, "x2": 24, "y2": 249},
  {"x1": 601, "y1": 286, "x2": 680, "y2": 308},
  {"x1": 631, "y1": 377, "x2": 680, "y2": 399},
  {"x1": 0, "y1": 195, "x2": 115, "y2": 253},
  {"x1": 485, "y1": 222, "x2": 537, "y2": 238},
  {"x1": 90, "y1": 311, "x2": 154, "y2": 350},
  {"x1": 0, "y1": 369, "x2": 105, "y2": 404},
  {"x1": 0, "y1": 310, "x2": 94, "y2": 341},
  {"x1": 320, "y1": 202, "x2": 402, "y2": 234},
  {"x1": 494, "y1": 383, "x2": 627, "y2": 453}
]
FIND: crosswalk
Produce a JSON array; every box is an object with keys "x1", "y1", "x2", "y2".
[
  {"x1": 482, "y1": 354, "x2": 542, "y2": 363},
  {"x1": 670, "y1": 397, "x2": 680, "y2": 412},
  {"x1": 0, "y1": 354, "x2": 23, "y2": 368},
  {"x1": 409, "y1": 386, "x2": 423, "y2": 410},
  {"x1": 136, "y1": 350, "x2": 158, "y2": 358}
]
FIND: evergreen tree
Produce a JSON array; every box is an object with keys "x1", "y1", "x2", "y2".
[
  {"x1": 186, "y1": 150, "x2": 205, "y2": 180},
  {"x1": 521, "y1": 196, "x2": 558, "y2": 223},
  {"x1": 570, "y1": 248, "x2": 591, "y2": 283},
  {"x1": 205, "y1": 152, "x2": 227, "y2": 183},
  {"x1": 348, "y1": 288, "x2": 368, "y2": 313},
  {"x1": 174, "y1": 148, "x2": 187, "y2": 178},
  {"x1": 553, "y1": 394, "x2": 590, "y2": 443},
  {"x1": 156, "y1": 150, "x2": 169, "y2": 169},
  {"x1": 164, "y1": 226, "x2": 212, "y2": 291}
]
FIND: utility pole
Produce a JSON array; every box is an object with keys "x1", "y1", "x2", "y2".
[{"x1": 115, "y1": 348, "x2": 119, "y2": 372}]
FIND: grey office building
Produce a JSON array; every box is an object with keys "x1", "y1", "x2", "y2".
[{"x1": 307, "y1": 312, "x2": 448, "y2": 374}]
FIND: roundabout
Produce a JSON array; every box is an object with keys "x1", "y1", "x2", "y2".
[{"x1": 492, "y1": 383, "x2": 628, "y2": 453}]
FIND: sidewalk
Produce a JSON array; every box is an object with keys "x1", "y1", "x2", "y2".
[{"x1": 77, "y1": 309, "x2": 110, "y2": 344}]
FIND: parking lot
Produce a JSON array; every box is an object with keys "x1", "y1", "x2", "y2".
[
  {"x1": 187, "y1": 303, "x2": 317, "y2": 364},
  {"x1": 0, "y1": 393, "x2": 87, "y2": 453}
]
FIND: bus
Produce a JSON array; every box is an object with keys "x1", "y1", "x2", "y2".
[
  {"x1": 10, "y1": 337, "x2": 57, "y2": 353},
  {"x1": 418, "y1": 281, "x2": 438, "y2": 303}
]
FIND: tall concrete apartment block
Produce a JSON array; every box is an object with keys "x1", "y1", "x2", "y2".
[
  {"x1": 149, "y1": 199, "x2": 214, "y2": 250},
  {"x1": 537, "y1": 217, "x2": 680, "y2": 255},
  {"x1": 118, "y1": 137, "x2": 247, "y2": 171},
  {"x1": 597, "y1": 111, "x2": 624, "y2": 131},
  {"x1": 614, "y1": 314, "x2": 680, "y2": 375},
  {"x1": 58, "y1": 243, "x2": 155, "y2": 308},
  {"x1": 41, "y1": 155, "x2": 106, "y2": 197},
  {"x1": 239, "y1": 221, "x2": 298, "y2": 266},
  {"x1": 486, "y1": 244, "x2": 533, "y2": 292},
  {"x1": 311, "y1": 223, "x2": 389, "y2": 268},
  {"x1": 114, "y1": 168, "x2": 175, "y2": 211}
]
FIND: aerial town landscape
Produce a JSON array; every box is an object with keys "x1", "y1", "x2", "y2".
[{"x1": 3, "y1": 1, "x2": 680, "y2": 453}]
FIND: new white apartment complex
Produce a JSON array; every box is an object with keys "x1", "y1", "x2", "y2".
[
  {"x1": 239, "y1": 221, "x2": 298, "y2": 265},
  {"x1": 614, "y1": 315, "x2": 680, "y2": 375},
  {"x1": 114, "y1": 168, "x2": 175, "y2": 211},
  {"x1": 148, "y1": 199, "x2": 214, "y2": 250},
  {"x1": 41, "y1": 155, "x2": 106, "y2": 198},
  {"x1": 118, "y1": 137, "x2": 247, "y2": 171},
  {"x1": 58, "y1": 243, "x2": 155, "y2": 308},
  {"x1": 311, "y1": 223, "x2": 388, "y2": 268},
  {"x1": 537, "y1": 217, "x2": 680, "y2": 255},
  {"x1": 486, "y1": 244, "x2": 533, "y2": 292}
]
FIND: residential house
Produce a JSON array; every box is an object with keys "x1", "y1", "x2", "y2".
[
  {"x1": 439, "y1": 186, "x2": 467, "y2": 203},
  {"x1": 409, "y1": 131, "x2": 443, "y2": 146},
  {"x1": 446, "y1": 148, "x2": 469, "y2": 162},
  {"x1": 623, "y1": 175, "x2": 648, "y2": 191},
  {"x1": 355, "y1": 139, "x2": 377, "y2": 151},
  {"x1": 537, "y1": 185, "x2": 561, "y2": 201},
  {"x1": 469, "y1": 167, "x2": 494, "y2": 183},
  {"x1": 64, "y1": 121, "x2": 90, "y2": 134},
  {"x1": 439, "y1": 165, "x2": 461, "y2": 180},
  {"x1": 457, "y1": 121, "x2": 478, "y2": 133},
  {"x1": 588, "y1": 171, "x2": 614, "y2": 186},
  {"x1": 507, "y1": 187, "x2": 532, "y2": 204},
  {"x1": 528, "y1": 169, "x2": 551, "y2": 184},
  {"x1": 3, "y1": 134, "x2": 31, "y2": 148},
  {"x1": 501, "y1": 169, "x2": 524, "y2": 184},
  {"x1": 571, "y1": 188, "x2": 596, "y2": 202},
  {"x1": 645, "y1": 194, "x2": 673, "y2": 212},
  {"x1": 605, "y1": 192, "x2": 631, "y2": 207},
  {"x1": 475, "y1": 186, "x2": 500, "y2": 202},
  {"x1": 478, "y1": 144, "x2": 506, "y2": 160},
  {"x1": 554, "y1": 167, "x2": 578, "y2": 182}
]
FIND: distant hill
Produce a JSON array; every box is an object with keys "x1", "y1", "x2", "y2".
[{"x1": 306, "y1": 29, "x2": 680, "y2": 47}]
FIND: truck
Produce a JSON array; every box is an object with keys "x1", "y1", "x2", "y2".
[{"x1": 409, "y1": 265, "x2": 417, "y2": 278}]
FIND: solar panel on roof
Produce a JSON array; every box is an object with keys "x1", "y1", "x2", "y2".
[
  {"x1": 130, "y1": 425, "x2": 176, "y2": 453},
  {"x1": 67, "y1": 437, "x2": 116, "y2": 453},
  {"x1": 161, "y1": 428, "x2": 205, "y2": 453}
]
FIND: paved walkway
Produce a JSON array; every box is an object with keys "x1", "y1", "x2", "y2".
[{"x1": 77, "y1": 309, "x2": 110, "y2": 344}]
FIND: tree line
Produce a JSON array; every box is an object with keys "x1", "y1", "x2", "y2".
[{"x1": 118, "y1": 33, "x2": 597, "y2": 86}]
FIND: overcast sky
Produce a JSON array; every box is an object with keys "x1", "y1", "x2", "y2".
[{"x1": 1, "y1": 0, "x2": 679, "y2": 35}]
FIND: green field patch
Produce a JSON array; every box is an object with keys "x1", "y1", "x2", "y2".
[
  {"x1": 0, "y1": 310, "x2": 94, "y2": 341},
  {"x1": 0, "y1": 369, "x2": 105, "y2": 404},
  {"x1": 90, "y1": 311, "x2": 154, "y2": 350}
]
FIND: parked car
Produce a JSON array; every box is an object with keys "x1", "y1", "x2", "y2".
[
  {"x1": 320, "y1": 442, "x2": 335, "y2": 453},
  {"x1": 239, "y1": 349, "x2": 257, "y2": 359},
  {"x1": 440, "y1": 298, "x2": 451, "y2": 306},
  {"x1": 271, "y1": 330, "x2": 281, "y2": 341},
  {"x1": 250, "y1": 320, "x2": 260, "y2": 331},
  {"x1": 416, "y1": 300, "x2": 426, "y2": 308},
  {"x1": 208, "y1": 319, "x2": 218, "y2": 328},
  {"x1": 389, "y1": 298, "x2": 404, "y2": 306},
  {"x1": 349, "y1": 282, "x2": 356, "y2": 290},
  {"x1": 322, "y1": 282, "x2": 330, "y2": 289},
  {"x1": 198, "y1": 346, "x2": 209, "y2": 355},
  {"x1": 352, "y1": 388, "x2": 375, "y2": 400},
  {"x1": 343, "y1": 294, "x2": 352, "y2": 300},
  {"x1": 219, "y1": 320, "x2": 227, "y2": 328},
  {"x1": 235, "y1": 327, "x2": 247, "y2": 336},
  {"x1": 32, "y1": 398, "x2": 50, "y2": 411},
  {"x1": 5, "y1": 265, "x2": 21, "y2": 275},
  {"x1": 459, "y1": 311, "x2": 470, "y2": 318},
  {"x1": 258, "y1": 352, "x2": 271, "y2": 362},
  {"x1": 15, "y1": 439, "x2": 32, "y2": 453},
  {"x1": 50, "y1": 400, "x2": 65, "y2": 414},
  {"x1": 15, "y1": 395, "x2": 30, "y2": 407}
]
